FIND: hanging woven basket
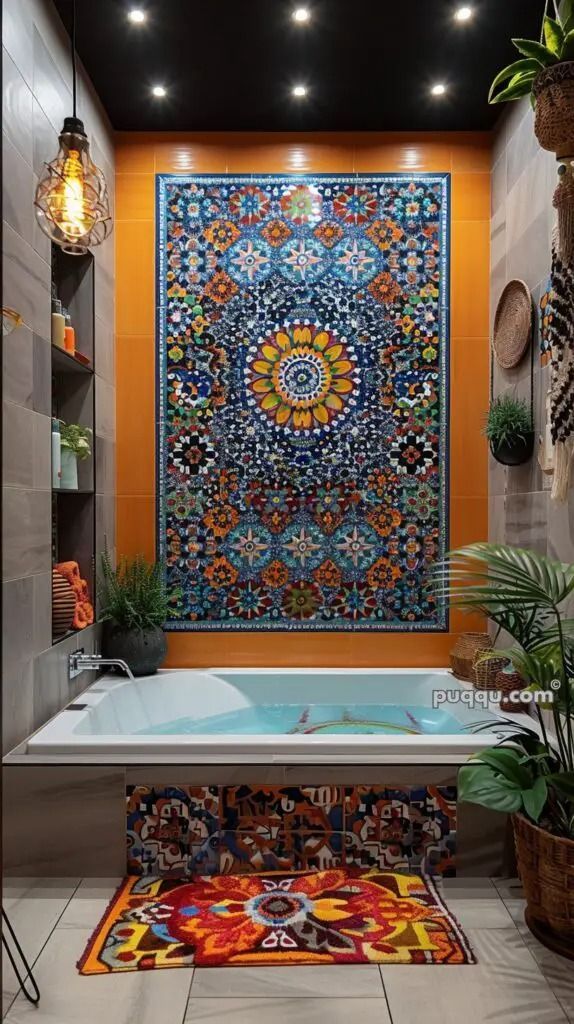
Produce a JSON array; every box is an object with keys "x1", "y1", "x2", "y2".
[
  {"x1": 492, "y1": 280, "x2": 533, "y2": 370},
  {"x1": 533, "y1": 62, "x2": 574, "y2": 158}
]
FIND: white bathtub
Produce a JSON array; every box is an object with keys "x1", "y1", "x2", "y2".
[{"x1": 24, "y1": 668, "x2": 516, "y2": 764}]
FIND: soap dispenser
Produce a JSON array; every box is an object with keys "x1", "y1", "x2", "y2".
[{"x1": 51, "y1": 298, "x2": 66, "y2": 350}]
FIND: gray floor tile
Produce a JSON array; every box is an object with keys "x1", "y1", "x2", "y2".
[
  {"x1": 4, "y1": 928, "x2": 193, "y2": 1024},
  {"x1": 438, "y1": 877, "x2": 497, "y2": 899},
  {"x1": 505, "y1": 900, "x2": 574, "y2": 1021},
  {"x1": 57, "y1": 877, "x2": 123, "y2": 927},
  {"x1": 492, "y1": 876, "x2": 525, "y2": 900},
  {"x1": 441, "y1": 897, "x2": 515, "y2": 930},
  {"x1": 185, "y1": 998, "x2": 391, "y2": 1024},
  {"x1": 2, "y1": 879, "x2": 78, "y2": 1016},
  {"x1": 382, "y1": 926, "x2": 568, "y2": 1024},
  {"x1": 192, "y1": 965, "x2": 385, "y2": 999}
]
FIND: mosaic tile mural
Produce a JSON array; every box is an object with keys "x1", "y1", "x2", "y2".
[
  {"x1": 127, "y1": 784, "x2": 457, "y2": 878},
  {"x1": 157, "y1": 174, "x2": 450, "y2": 631}
]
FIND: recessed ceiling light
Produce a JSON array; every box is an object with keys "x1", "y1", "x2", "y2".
[
  {"x1": 293, "y1": 7, "x2": 311, "y2": 22},
  {"x1": 454, "y1": 5, "x2": 473, "y2": 21},
  {"x1": 431, "y1": 83, "x2": 447, "y2": 96},
  {"x1": 128, "y1": 8, "x2": 146, "y2": 23},
  {"x1": 152, "y1": 85, "x2": 167, "y2": 98},
  {"x1": 292, "y1": 84, "x2": 308, "y2": 98}
]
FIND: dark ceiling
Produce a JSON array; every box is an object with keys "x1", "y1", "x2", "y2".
[{"x1": 53, "y1": 0, "x2": 544, "y2": 132}]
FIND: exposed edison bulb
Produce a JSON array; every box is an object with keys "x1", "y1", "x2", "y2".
[
  {"x1": 34, "y1": 117, "x2": 112, "y2": 254},
  {"x1": 46, "y1": 149, "x2": 96, "y2": 241}
]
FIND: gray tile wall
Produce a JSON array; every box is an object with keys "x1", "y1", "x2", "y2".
[
  {"x1": 490, "y1": 99, "x2": 574, "y2": 562},
  {"x1": 2, "y1": 0, "x2": 116, "y2": 754}
]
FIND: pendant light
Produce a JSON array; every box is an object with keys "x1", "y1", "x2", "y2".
[{"x1": 34, "y1": 0, "x2": 112, "y2": 255}]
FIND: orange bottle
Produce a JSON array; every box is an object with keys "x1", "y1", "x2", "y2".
[{"x1": 64, "y1": 311, "x2": 76, "y2": 356}]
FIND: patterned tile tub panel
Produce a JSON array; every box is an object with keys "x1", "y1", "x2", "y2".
[{"x1": 126, "y1": 784, "x2": 456, "y2": 877}]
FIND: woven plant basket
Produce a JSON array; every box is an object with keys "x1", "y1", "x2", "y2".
[
  {"x1": 513, "y1": 814, "x2": 574, "y2": 958},
  {"x1": 450, "y1": 632, "x2": 492, "y2": 682},
  {"x1": 533, "y1": 62, "x2": 574, "y2": 158},
  {"x1": 473, "y1": 653, "x2": 509, "y2": 691},
  {"x1": 495, "y1": 667, "x2": 528, "y2": 713},
  {"x1": 492, "y1": 280, "x2": 533, "y2": 369}
]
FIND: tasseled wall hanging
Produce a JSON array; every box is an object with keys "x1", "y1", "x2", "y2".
[
  {"x1": 554, "y1": 161, "x2": 574, "y2": 264},
  {"x1": 548, "y1": 230, "x2": 574, "y2": 501}
]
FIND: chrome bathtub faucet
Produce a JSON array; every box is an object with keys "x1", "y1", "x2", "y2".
[{"x1": 68, "y1": 650, "x2": 135, "y2": 681}]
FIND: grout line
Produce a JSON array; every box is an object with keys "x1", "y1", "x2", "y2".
[
  {"x1": 180, "y1": 966, "x2": 196, "y2": 1023},
  {"x1": 378, "y1": 966, "x2": 395, "y2": 1024}
]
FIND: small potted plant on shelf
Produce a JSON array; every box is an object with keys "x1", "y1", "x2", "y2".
[
  {"x1": 489, "y1": 0, "x2": 574, "y2": 157},
  {"x1": 436, "y1": 543, "x2": 574, "y2": 959},
  {"x1": 59, "y1": 422, "x2": 92, "y2": 489},
  {"x1": 99, "y1": 552, "x2": 168, "y2": 676},
  {"x1": 485, "y1": 394, "x2": 534, "y2": 466}
]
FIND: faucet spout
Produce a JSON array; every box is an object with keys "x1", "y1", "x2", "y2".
[{"x1": 68, "y1": 651, "x2": 135, "y2": 681}]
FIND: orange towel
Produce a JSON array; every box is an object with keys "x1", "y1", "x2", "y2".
[{"x1": 55, "y1": 561, "x2": 94, "y2": 630}]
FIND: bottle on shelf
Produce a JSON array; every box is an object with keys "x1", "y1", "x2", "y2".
[
  {"x1": 51, "y1": 418, "x2": 61, "y2": 489},
  {"x1": 51, "y1": 298, "x2": 66, "y2": 350},
  {"x1": 63, "y1": 309, "x2": 76, "y2": 356}
]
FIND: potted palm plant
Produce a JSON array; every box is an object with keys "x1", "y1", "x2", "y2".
[
  {"x1": 489, "y1": 0, "x2": 574, "y2": 157},
  {"x1": 436, "y1": 543, "x2": 574, "y2": 958},
  {"x1": 485, "y1": 394, "x2": 534, "y2": 466},
  {"x1": 99, "y1": 553, "x2": 168, "y2": 676}
]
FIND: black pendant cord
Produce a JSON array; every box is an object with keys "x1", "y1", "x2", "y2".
[
  {"x1": 71, "y1": 0, "x2": 77, "y2": 118},
  {"x1": 1, "y1": 910, "x2": 41, "y2": 1005}
]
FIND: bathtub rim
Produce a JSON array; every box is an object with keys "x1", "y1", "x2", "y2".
[{"x1": 5, "y1": 666, "x2": 533, "y2": 766}]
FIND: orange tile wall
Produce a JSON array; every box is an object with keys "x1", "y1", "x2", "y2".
[{"x1": 115, "y1": 132, "x2": 490, "y2": 668}]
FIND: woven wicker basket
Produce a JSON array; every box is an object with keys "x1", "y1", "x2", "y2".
[
  {"x1": 533, "y1": 62, "x2": 574, "y2": 158},
  {"x1": 473, "y1": 654, "x2": 509, "y2": 691},
  {"x1": 513, "y1": 814, "x2": 574, "y2": 955},
  {"x1": 495, "y1": 667, "x2": 528, "y2": 712},
  {"x1": 450, "y1": 632, "x2": 492, "y2": 682},
  {"x1": 492, "y1": 280, "x2": 532, "y2": 369}
]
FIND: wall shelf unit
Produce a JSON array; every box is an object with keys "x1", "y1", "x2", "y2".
[{"x1": 51, "y1": 243, "x2": 97, "y2": 646}]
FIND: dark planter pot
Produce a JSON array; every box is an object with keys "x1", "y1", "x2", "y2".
[
  {"x1": 490, "y1": 431, "x2": 534, "y2": 467},
  {"x1": 102, "y1": 623, "x2": 167, "y2": 676}
]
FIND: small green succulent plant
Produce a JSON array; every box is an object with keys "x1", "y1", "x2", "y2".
[{"x1": 484, "y1": 394, "x2": 532, "y2": 449}]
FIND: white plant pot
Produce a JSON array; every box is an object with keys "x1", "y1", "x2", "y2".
[{"x1": 60, "y1": 448, "x2": 78, "y2": 490}]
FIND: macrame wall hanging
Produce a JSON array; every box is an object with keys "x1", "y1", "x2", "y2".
[{"x1": 547, "y1": 229, "x2": 574, "y2": 501}]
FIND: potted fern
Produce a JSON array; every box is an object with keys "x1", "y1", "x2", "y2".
[
  {"x1": 99, "y1": 553, "x2": 168, "y2": 676},
  {"x1": 485, "y1": 394, "x2": 534, "y2": 466},
  {"x1": 436, "y1": 543, "x2": 574, "y2": 958},
  {"x1": 489, "y1": 0, "x2": 574, "y2": 158}
]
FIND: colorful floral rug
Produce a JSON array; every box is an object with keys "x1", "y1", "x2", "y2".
[
  {"x1": 78, "y1": 870, "x2": 474, "y2": 973},
  {"x1": 157, "y1": 173, "x2": 449, "y2": 632}
]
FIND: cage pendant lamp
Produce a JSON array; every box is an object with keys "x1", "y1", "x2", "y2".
[{"x1": 34, "y1": 1, "x2": 112, "y2": 255}]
